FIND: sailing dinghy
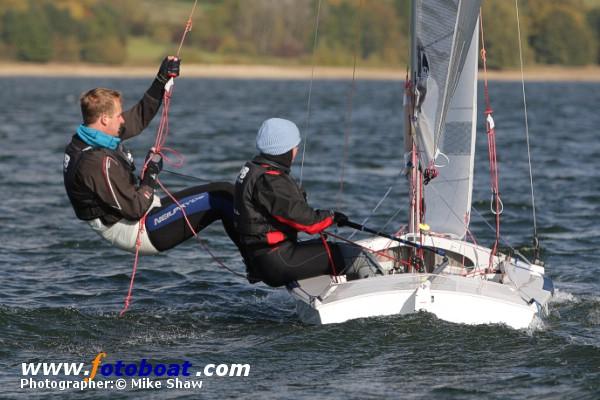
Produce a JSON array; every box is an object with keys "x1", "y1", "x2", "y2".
[{"x1": 288, "y1": 0, "x2": 554, "y2": 329}]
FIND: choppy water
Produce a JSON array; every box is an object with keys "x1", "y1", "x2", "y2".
[{"x1": 0, "y1": 77, "x2": 599, "y2": 399}]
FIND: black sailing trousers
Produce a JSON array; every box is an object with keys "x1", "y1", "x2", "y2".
[
  {"x1": 245, "y1": 239, "x2": 346, "y2": 287},
  {"x1": 145, "y1": 182, "x2": 241, "y2": 252}
]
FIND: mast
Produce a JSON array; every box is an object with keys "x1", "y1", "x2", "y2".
[
  {"x1": 406, "y1": 0, "x2": 482, "y2": 242},
  {"x1": 406, "y1": 0, "x2": 421, "y2": 238}
]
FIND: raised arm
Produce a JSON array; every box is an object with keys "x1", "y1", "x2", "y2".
[{"x1": 120, "y1": 56, "x2": 181, "y2": 141}]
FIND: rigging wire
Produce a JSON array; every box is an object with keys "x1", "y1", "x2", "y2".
[
  {"x1": 347, "y1": 186, "x2": 393, "y2": 240},
  {"x1": 381, "y1": 206, "x2": 406, "y2": 234},
  {"x1": 470, "y1": 205, "x2": 532, "y2": 265},
  {"x1": 425, "y1": 177, "x2": 531, "y2": 266},
  {"x1": 514, "y1": 0, "x2": 541, "y2": 259},
  {"x1": 336, "y1": 0, "x2": 364, "y2": 211},
  {"x1": 299, "y1": 0, "x2": 323, "y2": 187},
  {"x1": 161, "y1": 168, "x2": 212, "y2": 182},
  {"x1": 156, "y1": 178, "x2": 246, "y2": 279},
  {"x1": 406, "y1": 174, "x2": 535, "y2": 268}
]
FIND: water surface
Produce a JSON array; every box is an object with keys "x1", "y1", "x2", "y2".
[{"x1": 0, "y1": 77, "x2": 599, "y2": 399}]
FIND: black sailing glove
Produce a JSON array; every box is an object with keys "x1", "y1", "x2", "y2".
[
  {"x1": 141, "y1": 151, "x2": 163, "y2": 189},
  {"x1": 156, "y1": 56, "x2": 181, "y2": 84},
  {"x1": 333, "y1": 211, "x2": 349, "y2": 227}
]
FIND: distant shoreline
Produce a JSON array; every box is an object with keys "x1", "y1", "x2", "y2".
[{"x1": 1, "y1": 62, "x2": 600, "y2": 82}]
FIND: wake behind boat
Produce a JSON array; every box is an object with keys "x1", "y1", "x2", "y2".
[{"x1": 288, "y1": 0, "x2": 554, "y2": 329}]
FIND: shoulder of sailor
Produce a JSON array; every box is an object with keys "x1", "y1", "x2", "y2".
[
  {"x1": 80, "y1": 146, "x2": 116, "y2": 166},
  {"x1": 64, "y1": 141, "x2": 99, "y2": 172},
  {"x1": 258, "y1": 166, "x2": 302, "y2": 197},
  {"x1": 258, "y1": 163, "x2": 291, "y2": 182},
  {"x1": 68, "y1": 135, "x2": 133, "y2": 163}
]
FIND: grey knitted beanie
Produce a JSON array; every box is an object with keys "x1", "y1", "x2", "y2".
[{"x1": 256, "y1": 118, "x2": 301, "y2": 155}]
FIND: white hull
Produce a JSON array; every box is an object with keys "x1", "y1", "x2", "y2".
[{"x1": 289, "y1": 235, "x2": 553, "y2": 329}]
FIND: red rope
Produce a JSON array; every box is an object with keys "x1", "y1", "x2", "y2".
[
  {"x1": 175, "y1": 0, "x2": 197, "y2": 58},
  {"x1": 480, "y1": 12, "x2": 502, "y2": 269},
  {"x1": 160, "y1": 147, "x2": 185, "y2": 168},
  {"x1": 156, "y1": 179, "x2": 246, "y2": 278},
  {"x1": 119, "y1": 214, "x2": 148, "y2": 316},
  {"x1": 153, "y1": 86, "x2": 173, "y2": 152},
  {"x1": 119, "y1": 1, "x2": 208, "y2": 315},
  {"x1": 320, "y1": 233, "x2": 338, "y2": 276}
]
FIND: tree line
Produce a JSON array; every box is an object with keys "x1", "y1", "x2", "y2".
[{"x1": 0, "y1": 0, "x2": 598, "y2": 68}]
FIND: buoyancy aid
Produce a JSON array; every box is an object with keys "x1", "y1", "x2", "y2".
[
  {"x1": 63, "y1": 135, "x2": 137, "y2": 224},
  {"x1": 234, "y1": 156, "x2": 299, "y2": 248}
]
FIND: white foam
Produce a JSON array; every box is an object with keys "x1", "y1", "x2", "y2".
[
  {"x1": 588, "y1": 308, "x2": 600, "y2": 326},
  {"x1": 526, "y1": 314, "x2": 547, "y2": 334},
  {"x1": 251, "y1": 289, "x2": 295, "y2": 308},
  {"x1": 265, "y1": 290, "x2": 295, "y2": 305},
  {"x1": 549, "y1": 288, "x2": 579, "y2": 304}
]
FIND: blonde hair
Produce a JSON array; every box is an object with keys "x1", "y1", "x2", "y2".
[{"x1": 80, "y1": 88, "x2": 122, "y2": 125}]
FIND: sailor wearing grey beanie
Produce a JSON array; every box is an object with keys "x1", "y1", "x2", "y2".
[
  {"x1": 232, "y1": 118, "x2": 365, "y2": 288},
  {"x1": 255, "y1": 117, "x2": 301, "y2": 156}
]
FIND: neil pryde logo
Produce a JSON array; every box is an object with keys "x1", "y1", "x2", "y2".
[
  {"x1": 20, "y1": 352, "x2": 251, "y2": 391},
  {"x1": 153, "y1": 194, "x2": 206, "y2": 225}
]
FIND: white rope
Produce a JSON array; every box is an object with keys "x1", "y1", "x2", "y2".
[
  {"x1": 490, "y1": 194, "x2": 504, "y2": 215},
  {"x1": 433, "y1": 149, "x2": 450, "y2": 168},
  {"x1": 299, "y1": 0, "x2": 322, "y2": 187},
  {"x1": 515, "y1": 0, "x2": 539, "y2": 238}
]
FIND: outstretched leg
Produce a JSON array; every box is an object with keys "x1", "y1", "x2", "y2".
[{"x1": 146, "y1": 182, "x2": 241, "y2": 252}]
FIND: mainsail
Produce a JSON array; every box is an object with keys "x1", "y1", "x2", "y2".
[
  {"x1": 424, "y1": 26, "x2": 478, "y2": 238},
  {"x1": 410, "y1": 0, "x2": 481, "y2": 238}
]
